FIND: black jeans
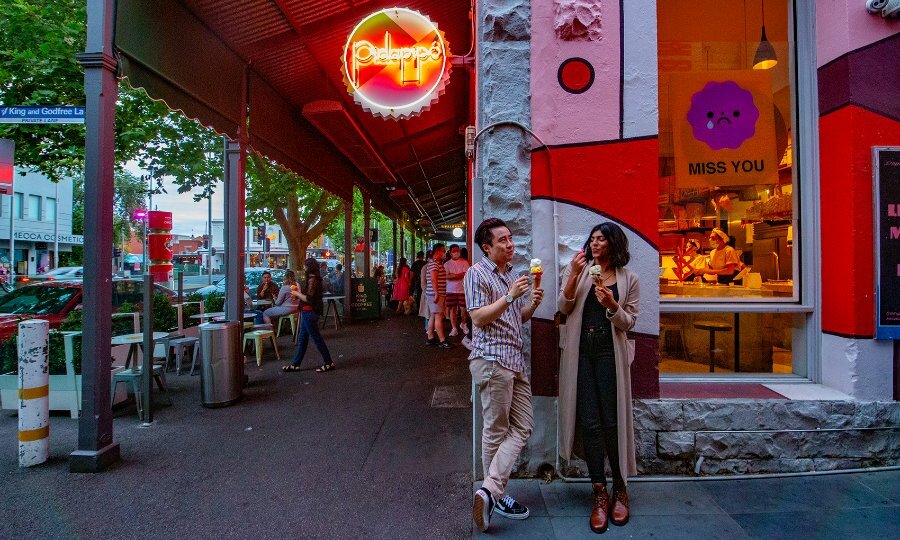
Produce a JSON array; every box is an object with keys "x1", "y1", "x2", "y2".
[{"x1": 577, "y1": 326, "x2": 622, "y2": 484}]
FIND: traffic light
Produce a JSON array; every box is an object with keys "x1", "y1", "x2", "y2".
[
  {"x1": 256, "y1": 225, "x2": 266, "y2": 243},
  {"x1": 113, "y1": 247, "x2": 122, "y2": 258}
]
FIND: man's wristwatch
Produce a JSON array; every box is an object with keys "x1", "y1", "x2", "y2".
[{"x1": 505, "y1": 294, "x2": 514, "y2": 304}]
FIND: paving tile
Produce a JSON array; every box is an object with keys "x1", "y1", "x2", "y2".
[
  {"x1": 551, "y1": 514, "x2": 751, "y2": 540},
  {"x1": 628, "y1": 481, "x2": 727, "y2": 516},
  {"x1": 503, "y1": 479, "x2": 551, "y2": 517},
  {"x1": 699, "y1": 475, "x2": 897, "y2": 514},
  {"x1": 540, "y1": 481, "x2": 593, "y2": 517},
  {"x1": 852, "y1": 471, "x2": 900, "y2": 506},
  {"x1": 474, "y1": 516, "x2": 555, "y2": 539},
  {"x1": 732, "y1": 507, "x2": 900, "y2": 540}
]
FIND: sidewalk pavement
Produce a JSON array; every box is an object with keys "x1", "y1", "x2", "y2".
[{"x1": 474, "y1": 471, "x2": 900, "y2": 539}]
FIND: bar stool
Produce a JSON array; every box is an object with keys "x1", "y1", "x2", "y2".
[
  {"x1": 660, "y1": 322, "x2": 690, "y2": 361},
  {"x1": 167, "y1": 336, "x2": 200, "y2": 375},
  {"x1": 693, "y1": 320, "x2": 733, "y2": 372}
]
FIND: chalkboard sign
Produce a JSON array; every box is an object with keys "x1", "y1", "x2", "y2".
[
  {"x1": 350, "y1": 277, "x2": 382, "y2": 320},
  {"x1": 875, "y1": 147, "x2": 900, "y2": 339}
]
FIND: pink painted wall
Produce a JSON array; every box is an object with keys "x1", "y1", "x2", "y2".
[{"x1": 816, "y1": 0, "x2": 900, "y2": 66}]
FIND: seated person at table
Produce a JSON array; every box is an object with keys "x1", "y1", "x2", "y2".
[
  {"x1": 262, "y1": 270, "x2": 300, "y2": 325},
  {"x1": 256, "y1": 271, "x2": 279, "y2": 302},
  {"x1": 245, "y1": 286, "x2": 265, "y2": 324},
  {"x1": 331, "y1": 264, "x2": 345, "y2": 295}
]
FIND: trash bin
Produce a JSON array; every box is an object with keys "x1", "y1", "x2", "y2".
[{"x1": 199, "y1": 321, "x2": 243, "y2": 407}]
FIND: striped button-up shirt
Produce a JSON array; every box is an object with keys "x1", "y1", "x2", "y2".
[{"x1": 463, "y1": 257, "x2": 526, "y2": 372}]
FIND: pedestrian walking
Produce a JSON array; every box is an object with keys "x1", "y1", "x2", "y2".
[
  {"x1": 425, "y1": 244, "x2": 451, "y2": 348},
  {"x1": 410, "y1": 251, "x2": 427, "y2": 307},
  {"x1": 557, "y1": 222, "x2": 639, "y2": 534},
  {"x1": 262, "y1": 270, "x2": 299, "y2": 325},
  {"x1": 282, "y1": 258, "x2": 335, "y2": 373},
  {"x1": 465, "y1": 218, "x2": 544, "y2": 532}
]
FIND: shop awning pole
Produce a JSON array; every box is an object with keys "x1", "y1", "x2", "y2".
[
  {"x1": 363, "y1": 195, "x2": 371, "y2": 278},
  {"x1": 343, "y1": 200, "x2": 352, "y2": 321},
  {"x1": 70, "y1": 0, "x2": 120, "y2": 473}
]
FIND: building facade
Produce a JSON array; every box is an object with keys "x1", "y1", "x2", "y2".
[
  {"x1": 0, "y1": 169, "x2": 80, "y2": 275},
  {"x1": 472, "y1": 0, "x2": 899, "y2": 476}
]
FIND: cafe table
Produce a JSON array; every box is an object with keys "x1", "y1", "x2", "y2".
[{"x1": 111, "y1": 332, "x2": 170, "y2": 370}]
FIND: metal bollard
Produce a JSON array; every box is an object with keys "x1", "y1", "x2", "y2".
[{"x1": 18, "y1": 319, "x2": 50, "y2": 467}]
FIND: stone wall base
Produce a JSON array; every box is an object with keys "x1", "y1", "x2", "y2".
[{"x1": 504, "y1": 398, "x2": 900, "y2": 479}]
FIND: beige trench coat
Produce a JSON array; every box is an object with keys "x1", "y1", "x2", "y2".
[{"x1": 557, "y1": 264, "x2": 639, "y2": 482}]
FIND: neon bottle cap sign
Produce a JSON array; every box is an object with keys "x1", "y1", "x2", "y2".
[{"x1": 342, "y1": 8, "x2": 451, "y2": 120}]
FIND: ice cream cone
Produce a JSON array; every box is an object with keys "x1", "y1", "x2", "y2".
[
  {"x1": 589, "y1": 264, "x2": 603, "y2": 285},
  {"x1": 530, "y1": 258, "x2": 543, "y2": 289}
]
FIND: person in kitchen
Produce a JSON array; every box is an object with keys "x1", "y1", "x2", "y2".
[{"x1": 700, "y1": 228, "x2": 741, "y2": 284}]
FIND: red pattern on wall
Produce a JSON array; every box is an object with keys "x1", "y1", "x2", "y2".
[
  {"x1": 531, "y1": 138, "x2": 660, "y2": 246},
  {"x1": 819, "y1": 105, "x2": 900, "y2": 338}
]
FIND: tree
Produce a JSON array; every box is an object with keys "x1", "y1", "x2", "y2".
[
  {"x1": 0, "y1": 1, "x2": 173, "y2": 180},
  {"x1": 246, "y1": 153, "x2": 344, "y2": 270}
]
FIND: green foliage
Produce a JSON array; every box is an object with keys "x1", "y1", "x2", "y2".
[
  {"x1": 182, "y1": 293, "x2": 203, "y2": 328},
  {"x1": 0, "y1": 331, "x2": 80, "y2": 376},
  {"x1": 204, "y1": 293, "x2": 224, "y2": 313}
]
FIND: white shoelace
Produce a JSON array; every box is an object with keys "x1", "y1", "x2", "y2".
[{"x1": 499, "y1": 495, "x2": 516, "y2": 508}]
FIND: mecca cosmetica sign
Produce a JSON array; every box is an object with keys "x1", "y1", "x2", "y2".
[{"x1": 342, "y1": 8, "x2": 450, "y2": 119}]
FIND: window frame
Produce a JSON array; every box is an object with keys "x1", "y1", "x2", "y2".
[{"x1": 659, "y1": 0, "x2": 821, "y2": 381}]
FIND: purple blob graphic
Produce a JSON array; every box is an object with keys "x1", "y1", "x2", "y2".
[{"x1": 686, "y1": 81, "x2": 759, "y2": 150}]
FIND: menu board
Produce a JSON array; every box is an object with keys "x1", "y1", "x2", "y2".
[
  {"x1": 350, "y1": 277, "x2": 382, "y2": 321},
  {"x1": 875, "y1": 147, "x2": 900, "y2": 339}
]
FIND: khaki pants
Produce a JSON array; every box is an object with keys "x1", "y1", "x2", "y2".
[{"x1": 471, "y1": 358, "x2": 534, "y2": 498}]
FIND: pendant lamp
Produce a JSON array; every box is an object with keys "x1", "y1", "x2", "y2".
[{"x1": 753, "y1": 0, "x2": 777, "y2": 69}]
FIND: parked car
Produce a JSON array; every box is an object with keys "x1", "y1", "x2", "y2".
[
  {"x1": 9, "y1": 266, "x2": 85, "y2": 289},
  {"x1": 193, "y1": 268, "x2": 288, "y2": 299},
  {"x1": 0, "y1": 279, "x2": 174, "y2": 342}
]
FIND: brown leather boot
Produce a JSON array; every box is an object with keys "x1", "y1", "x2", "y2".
[
  {"x1": 590, "y1": 483, "x2": 610, "y2": 534},
  {"x1": 610, "y1": 480, "x2": 630, "y2": 526}
]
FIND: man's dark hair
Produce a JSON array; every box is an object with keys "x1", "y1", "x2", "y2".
[
  {"x1": 262, "y1": 271, "x2": 271, "y2": 277},
  {"x1": 336, "y1": 264, "x2": 342, "y2": 271},
  {"x1": 582, "y1": 222, "x2": 631, "y2": 269},
  {"x1": 416, "y1": 251, "x2": 424, "y2": 259},
  {"x1": 474, "y1": 218, "x2": 508, "y2": 256},
  {"x1": 449, "y1": 244, "x2": 460, "y2": 252},
  {"x1": 432, "y1": 243, "x2": 446, "y2": 254}
]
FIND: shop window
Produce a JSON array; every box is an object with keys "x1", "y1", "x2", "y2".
[
  {"x1": 27, "y1": 195, "x2": 41, "y2": 220},
  {"x1": 46, "y1": 198, "x2": 57, "y2": 221},
  {"x1": 13, "y1": 193, "x2": 23, "y2": 219},
  {"x1": 658, "y1": 0, "x2": 802, "y2": 375},
  {"x1": 659, "y1": 311, "x2": 802, "y2": 375}
]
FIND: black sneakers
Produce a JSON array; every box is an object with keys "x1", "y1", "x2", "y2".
[
  {"x1": 472, "y1": 488, "x2": 494, "y2": 532},
  {"x1": 426, "y1": 336, "x2": 439, "y2": 346},
  {"x1": 494, "y1": 495, "x2": 530, "y2": 520},
  {"x1": 437, "y1": 341, "x2": 452, "y2": 349}
]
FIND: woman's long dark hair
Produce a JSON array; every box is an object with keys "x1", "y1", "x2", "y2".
[
  {"x1": 582, "y1": 222, "x2": 631, "y2": 269},
  {"x1": 283, "y1": 270, "x2": 296, "y2": 285},
  {"x1": 304, "y1": 258, "x2": 320, "y2": 277},
  {"x1": 395, "y1": 257, "x2": 409, "y2": 278}
]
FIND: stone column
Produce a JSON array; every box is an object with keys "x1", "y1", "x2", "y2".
[{"x1": 474, "y1": 0, "x2": 533, "y2": 478}]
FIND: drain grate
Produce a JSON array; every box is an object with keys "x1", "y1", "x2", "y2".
[{"x1": 430, "y1": 385, "x2": 470, "y2": 408}]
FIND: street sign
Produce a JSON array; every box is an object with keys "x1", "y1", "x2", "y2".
[{"x1": 0, "y1": 106, "x2": 85, "y2": 124}]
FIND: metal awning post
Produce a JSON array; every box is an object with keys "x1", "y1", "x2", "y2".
[
  {"x1": 343, "y1": 200, "x2": 352, "y2": 321},
  {"x1": 223, "y1": 136, "x2": 245, "y2": 322},
  {"x1": 392, "y1": 220, "x2": 397, "y2": 269},
  {"x1": 363, "y1": 195, "x2": 371, "y2": 278},
  {"x1": 70, "y1": 0, "x2": 121, "y2": 473}
]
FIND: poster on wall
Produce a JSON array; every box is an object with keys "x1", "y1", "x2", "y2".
[
  {"x1": 874, "y1": 147, "x2": 900, "y2": 340},
  {"x1": 670, "y1": 70, "x2": 778, "y2": 188}
]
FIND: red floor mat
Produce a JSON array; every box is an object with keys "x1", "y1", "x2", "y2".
[{"x1": 659, "y1": 382, "x2": 787, "y2": 399}]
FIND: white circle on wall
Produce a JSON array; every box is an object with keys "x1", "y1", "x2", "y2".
[{"x1": 452, "y1": 227, "x2": 463, "y2": 238}]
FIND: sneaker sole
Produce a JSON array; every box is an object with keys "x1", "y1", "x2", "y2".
[
  {"x1": 473, "y1": 492, "x2": 490, "y2": 532},
  {"x1": 495, "y1": 508, "x2": 530, "y2": 520}
]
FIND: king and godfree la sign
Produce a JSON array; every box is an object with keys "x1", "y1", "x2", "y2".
[{"x1": 342, "y1": 8, "x2": 450, "y2": 119}]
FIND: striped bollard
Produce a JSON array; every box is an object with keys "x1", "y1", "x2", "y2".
[{"x1": 18, "y1": 319, "x2": 50, "y2": 467}]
